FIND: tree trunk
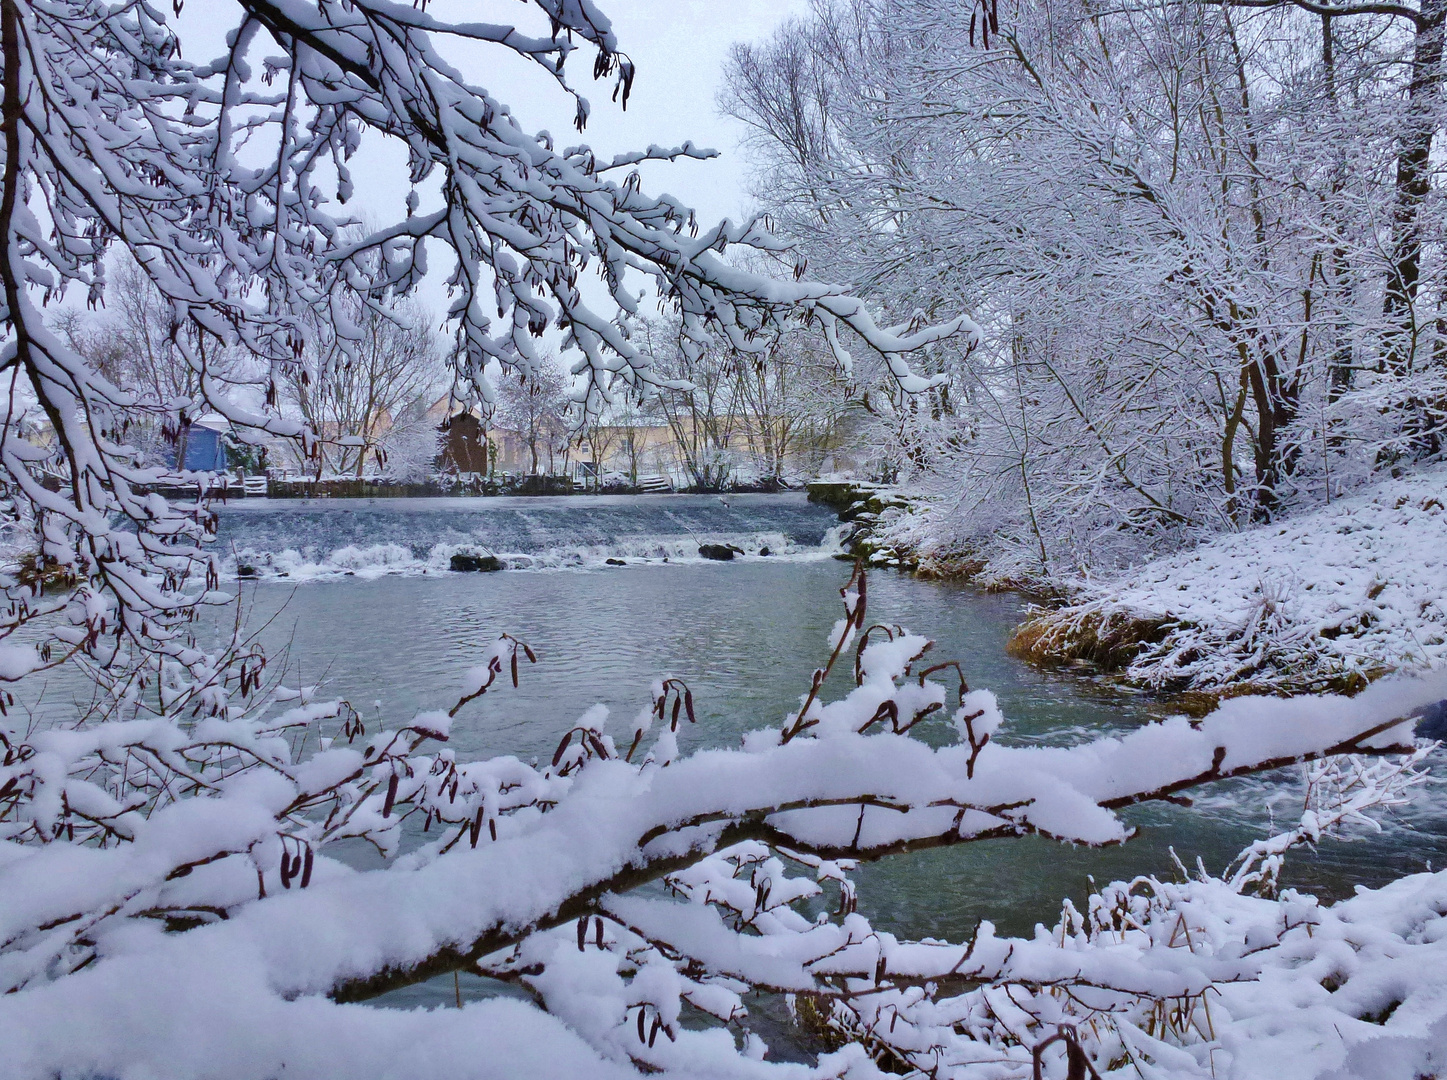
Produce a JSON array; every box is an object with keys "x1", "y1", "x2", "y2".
[
  {"x1": 1382, "y1": 0, "x2": 1446, "y2": 376},
  {"x1": 1322, "y1": 13, "x2": 1356, "y2": 404},
  {"x1": 175, "y1": 420, "x2": 191, "y2": 475}
]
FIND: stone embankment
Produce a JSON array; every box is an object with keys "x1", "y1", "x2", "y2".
[{"x1": 806, "y1": 481, "x2": 985, "y2": 578}]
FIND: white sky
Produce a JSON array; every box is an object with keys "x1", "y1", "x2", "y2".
[{"x1": 177, "y1": 0, "x2": 806, "y2": 237}]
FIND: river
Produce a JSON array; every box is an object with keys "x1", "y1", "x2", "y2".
[{"x1": 197, "y1": 494, "x2": 1447, "y2": 1017}]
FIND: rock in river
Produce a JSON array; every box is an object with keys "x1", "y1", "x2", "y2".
[
  {"x1": 450, "y1": 553, "x2": 503, "y2": 572},
  {"x1": 1414, "y1": 699, "x2": 1447, "y2": 741},
  {"x1": 698, "y1": 543, "x2": 743, "y2": 561}
]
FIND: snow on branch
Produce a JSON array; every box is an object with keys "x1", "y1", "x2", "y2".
[
  {"x1": 234, "y1": 0, "x2": 977, "y2": 402},
  {"x1": 2, "y1": 567, "x2": 1442, "y2": 1078},
  {"x1": 0, "y1": 0, "x2": 974, "y2": 696}
]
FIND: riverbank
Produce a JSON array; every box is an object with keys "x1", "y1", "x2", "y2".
[
  {"x1": 820, "y1": 469, "x2": 1447, "y2": 699},
  {"x1": 1010, "y1": 466, "x2": 1447, "y2": 698},
  {"x1": 807, "y1": 480, "x2": 978, "y2": 576}
]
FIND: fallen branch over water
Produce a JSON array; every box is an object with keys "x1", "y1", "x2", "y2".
[{"x1": 3, "y1": 567, "x2": 1444, "y2": 1078}]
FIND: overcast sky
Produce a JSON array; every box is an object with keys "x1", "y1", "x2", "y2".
[
  {"x1": 178, "y1": 0, "x2": 806, "y2": 226},
  {"x1": 539, "y1": 0, "x2": 811, "y2": 224},
  {"x1": 161, "y1": 0, "x2": 810, "y2": 328}
]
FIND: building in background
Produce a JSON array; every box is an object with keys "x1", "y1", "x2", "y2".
[{"x1": 173, "y1": 414, "x2": 230, "y2": 473}]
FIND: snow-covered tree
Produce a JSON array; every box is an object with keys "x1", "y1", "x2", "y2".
[
  {"x1": 725, "y1": 0, "x2": 1447, "y2": 579},
  {"x1": 495, "y1": 353, "x2": 572, "y2": 476},
  {"x1": 0, "y1": 0, "x2": 971, "y2": 679}
]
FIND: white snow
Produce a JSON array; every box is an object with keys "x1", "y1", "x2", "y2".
[
  {"x1": 4, "y1": 581, "x2": 1444, "y2": 1078},
  {"x1": 1034, "y1": 464, "x2": 1447, "y2": 690}
]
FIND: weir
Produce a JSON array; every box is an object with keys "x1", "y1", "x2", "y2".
[{"x1": 215, "y1": 492, "x2": 842, "y2": 579}]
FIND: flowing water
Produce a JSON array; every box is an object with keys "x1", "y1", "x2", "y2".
[
  {"x1": 214, "y1": 492, "x2": 839, "y2": 578},
  {"x1": 41, "y1": 494, "x2": 1447, "y2": 1019}
]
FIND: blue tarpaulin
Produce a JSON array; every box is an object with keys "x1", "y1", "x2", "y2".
[{"x1": 169, "y1": 419, "x2": 229, "y2": 472}]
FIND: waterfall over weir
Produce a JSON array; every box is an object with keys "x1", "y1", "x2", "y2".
[{"x1": 214, "y1": 492, "x2": 844, "y2": 580}]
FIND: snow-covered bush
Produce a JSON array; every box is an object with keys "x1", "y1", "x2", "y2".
[{"x1": 3, "y1": 567, "x2": 1444, "y2": 1078}]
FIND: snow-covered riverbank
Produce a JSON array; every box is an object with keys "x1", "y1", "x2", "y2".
[{"x1": 1008, "y1": 466, "x2": 1447, "y2": 694}]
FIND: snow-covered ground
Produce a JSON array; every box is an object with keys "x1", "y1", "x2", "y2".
[{"x1": 1019, "y1": 466, "x2": 1447, "y2": 692}]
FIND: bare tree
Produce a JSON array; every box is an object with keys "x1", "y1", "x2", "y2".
[
  {"x1": 614, "y1": 399, "x2": 652, "y2": 485},
  {"x1": 642, "y1": 318, "x2": 745, "y2": 489},
  {"x1": 591, "y1": 391, "x2": 667, "y2": 485},
  {"x1": 732, "y1": 322, "x2": 851, "y2": 482},
  {"x1": 282, "y1": 295, "x2": 444, "y2": 478},
  {"x1": 495, "y1": 355, "x2": 572, "y2": 476},
  {"x1": 580, "y1": 412, "x2": 621, "y2": 487},
  {"x1": 54, "y1": 255, "x2": 249, "y2": 470}
]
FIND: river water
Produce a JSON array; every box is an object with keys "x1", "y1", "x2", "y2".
[{"x1": 192, "y1": 495, "x2": 1447, "y2": 1013}]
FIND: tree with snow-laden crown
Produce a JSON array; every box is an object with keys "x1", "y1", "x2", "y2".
[
  {"x1": 726, "y1": 0, "x2": 1447, "y2": 582},
  {"x1": 2, "y1": 2, "x2": 1447, "y2": 1078}
]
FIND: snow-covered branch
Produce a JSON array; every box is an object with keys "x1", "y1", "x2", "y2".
[
  {"x1": 2, "y1": 568, "x2": 1441, "y2": 1078},
  {"x1": 0, "y1": 0, "x2": 973, "y2": 691}
]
